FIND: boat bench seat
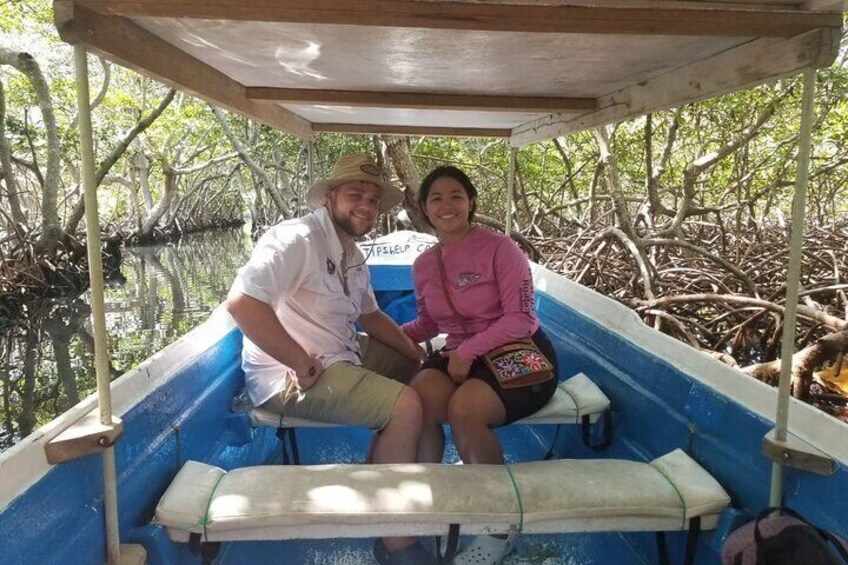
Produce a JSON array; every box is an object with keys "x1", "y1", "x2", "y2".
[
  {"x1": 154, "y1": 449, "x2": 729, "y2": 562},
  {"x1": 247, "y1": 372, "x2": 609, "y2": 428},
  {"x1": 238, "y1": 372, "x2": 613, "y2": 462}
]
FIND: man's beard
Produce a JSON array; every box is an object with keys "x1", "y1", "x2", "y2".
[{"x1": 331, "y1": 208, "x2": 372, "y2": 238}]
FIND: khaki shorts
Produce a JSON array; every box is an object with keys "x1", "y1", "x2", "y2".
[{"x1": 261, "y1": 336, "x2": 419, "y2": 431}]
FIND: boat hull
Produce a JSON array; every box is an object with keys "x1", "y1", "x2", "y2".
[{"x1": 1, "y1": 263, "x2": 845, "y2": 564}]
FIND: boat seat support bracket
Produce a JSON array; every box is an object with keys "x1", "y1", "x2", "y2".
[
  {"x1": 762, "y1": 428, "x2": 835, "y2": 476},
  {"x1": 44, "y1": 411, "x2": 123, "y2": 464},
  {"x1": 188, "y1": 534, "x2": 220, "y2": 565},
  {"x1": 582, "y1": 409, "x2": 614, "y2": 452}
]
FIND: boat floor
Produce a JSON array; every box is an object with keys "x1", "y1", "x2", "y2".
[
  {"x1": 215, "y1": 532, "x2": 648, "y2": 565},
  {"x1": 172, "y1": 425, "x2": 721, "y2": 564}
]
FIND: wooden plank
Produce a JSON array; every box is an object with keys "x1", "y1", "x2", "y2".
[
  {"x1": 117, "y1": 545, "x2": 147, "y2": 565},
  {"x1": 44, "y1": 412, "x2": 123, "y2": 464},
  {"x1": 802, "y1": 0, "x2": 847, "y2": 11},
  {"x1": 312, "y1": 123, "x2": 510, "y2": 138},
  {"x1": 762, "y1": 429, "x2": 836, "y2": 476},
  {"x1": 55, "y1": 1, "x2": 313, "y2": 139},
  {"x1": 247, "y1": 88, "x2": 595, "y2": 113},
  {"x1": 76, "y1": 0, "x2": 842, "y2": 37},
  {"x1": 510, "y1": 27, "x2": 841, "y2": 147}
]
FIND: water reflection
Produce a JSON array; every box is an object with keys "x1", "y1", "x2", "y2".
[{"x1": 0, "y1": 228, "x2": 252, "y2": 454}]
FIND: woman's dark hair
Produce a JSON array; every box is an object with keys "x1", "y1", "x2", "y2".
[{"x1": 418, "y1": 165, "x2": 478, "y2": 227}]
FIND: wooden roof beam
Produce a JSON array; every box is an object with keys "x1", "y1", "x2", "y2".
[
  {"x1": 76, "y1": 0, "x2": 842, "y2": 38},
  {"x1": 247, "y1": 88, "x2": 596, "y2": 114},
  {"x1": 55, "y1": 1, "x2": 314, "y2": 139},
  {"x1": 312, "y1": 123, "x2": 510, "y2": 138},
  {"x1": 803, "y1": 1, "x2": 848, "y2": 10},
  {"x1": 510, "y1": 27, "x2": 842, "y2": 147}
]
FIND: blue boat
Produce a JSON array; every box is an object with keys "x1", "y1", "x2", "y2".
[
  {"x1": 2, "y1": 228, "x2": 845, "y2": 563},
  {"x1": 1, "y1": 2, "x2": 845, "y2": 564}
]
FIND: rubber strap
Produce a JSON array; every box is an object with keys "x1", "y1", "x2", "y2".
[
  {"x1": 200, "y1": 472, "x2": 226, "y2": 542},
  {"x1": 504, "y1": 464, "x2": 524, "y2": 533},
  {"x1": 651, "y1": 464, "x2": 688, "y2": 530}
]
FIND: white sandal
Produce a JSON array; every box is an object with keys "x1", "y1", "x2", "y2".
[{"x1": 452, "y1": 534, "x2": 516, "y2": 565}]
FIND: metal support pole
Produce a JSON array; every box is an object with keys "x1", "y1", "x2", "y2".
[
  {"x1": 506, "y1": 146, "x2": 516, "y2": 236},
  {"x1": 74, "y1": 44, "x2": 121, "y2": 564},
  {"x1": 769, "y1": 68, "x2": 816, "y2": 508}
]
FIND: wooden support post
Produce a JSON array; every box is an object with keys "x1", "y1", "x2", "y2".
[
  {"x1": 764, "y1": 68, "x2": 833, "y2": 506},
  {"x1": 506, "y1": 146, "x2": 516, "y2": 236},
  {"x1": 73, "y1": 44, "x2": 122, "y2": 564}
]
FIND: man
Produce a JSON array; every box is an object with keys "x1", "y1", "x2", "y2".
[{"x1": 226, "y1": 154, "x2": 434, "y2": 565}]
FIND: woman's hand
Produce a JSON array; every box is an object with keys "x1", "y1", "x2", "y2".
[{"x1": 443, "y1": 349, "x2": 471, "y2": 384}]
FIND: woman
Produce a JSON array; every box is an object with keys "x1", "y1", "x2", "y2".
[{"x1": 402, "y1": 166, "x2": 558, "y2": 565}]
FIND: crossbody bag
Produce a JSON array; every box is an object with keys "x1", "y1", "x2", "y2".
[{"x1": 434, "y1": 244, "x2": 554, "y2": 390}]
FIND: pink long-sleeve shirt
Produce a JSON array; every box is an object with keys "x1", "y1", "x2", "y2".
[{"x1": 402, "y1": 227, "x2": 539, "y2": 363}]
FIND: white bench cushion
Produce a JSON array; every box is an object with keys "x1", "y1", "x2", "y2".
[
  {"x1": 155, "y1": 449, "x2": 729, "y2": 543},
  {"x1": 245, "y1": 372, "x2": 610, "y2": 429}
]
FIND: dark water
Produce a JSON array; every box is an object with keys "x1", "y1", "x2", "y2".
[{"x1": 0, "y1": 228, "x2": 253, "y2": 454}]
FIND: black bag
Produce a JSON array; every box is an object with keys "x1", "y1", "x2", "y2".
[{"x1": 721, "y1": 507, "x2": 848, "y2": 565}]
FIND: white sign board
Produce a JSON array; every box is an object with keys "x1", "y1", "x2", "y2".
[{"x1": 360, "y1": 230, "x2": 438, "y2": 265}]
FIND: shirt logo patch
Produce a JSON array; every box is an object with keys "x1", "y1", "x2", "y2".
[
  {"x1": 326, "y1": 258, "x2": 336, "y2": 275},
  {"x1": 456, "y1": 272, "x2": 481, "y2": 288}
]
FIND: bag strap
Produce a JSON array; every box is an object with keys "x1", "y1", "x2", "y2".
[
  {"x1": 821, "y1": 529, "x2": 848, "y2": 563},
  {"x1": 434, "y1": 244, "x2": 470, "y2": 334}
]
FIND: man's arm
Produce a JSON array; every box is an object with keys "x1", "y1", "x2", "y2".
[
  {"x1": 226, "y1": 291, "x2": 322, "y2": 389},
  {"x1": 358, "y1": 309, "x2": 426, "y2": 362}
]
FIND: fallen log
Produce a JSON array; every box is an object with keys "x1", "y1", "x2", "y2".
[{"x1": 742, "y1": 329, "x2": 848, "y2": 402}]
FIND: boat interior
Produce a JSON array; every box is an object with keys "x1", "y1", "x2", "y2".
[
  {"x1": 0, "y1": 1, "x2": 846, "y2": 564},
  {"x1": 3, "y1": 261, "x2": 847, "y2": 564}
]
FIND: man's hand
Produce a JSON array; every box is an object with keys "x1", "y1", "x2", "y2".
[
  {"x1": 358, "y1": 309, "x2": 427, "y2": 365},
  {"x1": 292, "y1": 356, "x2": 324, "y2": 390},
  {"x1": 413, "y1": 343, "x2": 427, "y2": 364},
  {"x1": 443, "y1": 349, "x2": 471, "y2": 384}
]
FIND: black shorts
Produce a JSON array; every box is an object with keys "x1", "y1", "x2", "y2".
[{"x1": 421, "y1": 327, "x2": 559, "y2": 425}]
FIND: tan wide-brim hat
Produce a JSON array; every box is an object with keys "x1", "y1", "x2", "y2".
[{"x1": 307, "y1": 154, "x2": 404, "y2": 213}]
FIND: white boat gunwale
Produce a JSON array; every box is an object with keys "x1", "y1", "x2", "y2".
[{"x1": 532, "y1": 263, "x2": 848, "y2": 465}]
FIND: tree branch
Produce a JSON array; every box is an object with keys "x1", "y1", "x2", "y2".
[{"x1": 64, "y1": 88, "x2": 176, "y2": 234}]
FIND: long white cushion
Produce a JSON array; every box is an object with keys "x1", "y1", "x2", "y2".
[
  {"x1": 245, "y1": 372, "x2": 610, "y2": 429},
  {"x1": 155, "y1": 449, "x2": 729, "y2": 543}
]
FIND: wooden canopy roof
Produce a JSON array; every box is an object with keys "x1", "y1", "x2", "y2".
[{"x1": 54, "y1": 1, "x2": 844, "y2": 146}]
